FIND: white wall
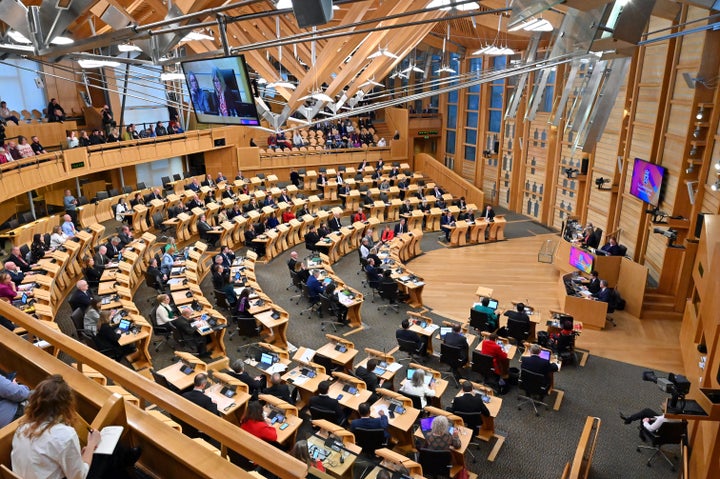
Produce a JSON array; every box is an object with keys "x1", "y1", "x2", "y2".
[{"x1": 134, "y1": 157, "x2": 184, "y2": 188}]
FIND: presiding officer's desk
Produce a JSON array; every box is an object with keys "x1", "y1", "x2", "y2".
[{"x1": 552, "y1": 239, "x2": 648, "y2": 324}]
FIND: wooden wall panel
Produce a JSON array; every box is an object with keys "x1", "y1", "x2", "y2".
[{"x1": 523, "y1": 115, "x2": 550, "y2": 220}]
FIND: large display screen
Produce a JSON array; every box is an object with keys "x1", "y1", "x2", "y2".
[
  {"x1": 629, "y1": 158, "x2": 665, "y2": 206},
  {"x1": 569, "y1": 246, "x2": 594, "y2": 274},
  {"x1": 181, "y1": 55, "x2": 260, "y2": 126}
]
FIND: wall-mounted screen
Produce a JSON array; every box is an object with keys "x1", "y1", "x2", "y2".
[
  {"x1": 569, "y1": 246, "x2": 594, "y2": 274},
  {"x1": 629, "y1": 158, "x2": 665, "y2": 206},
  {"x1": 181, "y1": 55, "x2": 260, "y2": 126}
]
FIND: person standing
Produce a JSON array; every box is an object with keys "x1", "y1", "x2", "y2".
[{"x1": 64, "y1": 190, "x2": 78, "y2": 225}]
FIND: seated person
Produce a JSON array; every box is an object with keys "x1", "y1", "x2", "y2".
[
  {"x1": 229, "y1": 359, "x2": 266, "y2": 399},
  {"x1": 263, "y1": 372, "x2": 294, "y2": 404},
  {"x1": 324, "y1": 282, "x2": 348, "y2": 325},
  {"x1": 244, "y1": 224, "x2": 266, "y2": 258},
  {"x1": 352, "y1": 207, "x2": 367, "y2": 222},
  {"x1": 306, "y1": 270, "x2": 326, "y2": 302},
  {"x1": 155, "y1": 294, "x2": 176, "y2": 325},
  {"x1": 440, "y1": 211, "x2": 455, "y2": 241},
  {"x1": 182, "y1": 373, "x2": 219, "y2": 415},
  {"x1": 396, "y1": 318, "x2": 427, "y2": 356},
  {"x1": 281, "y1": 207, "x2": 296, "y2": 223},
  {"x1": 287, "y1": 251, "x2": 310, "y2": 283},
  {"x1": 399, "y1": 369, "x2": 435, "y2": 408},
  {"x1": 394, "y1": 218, "x2": 408, "y2": 235},
  {"x1": 380, "y1": 224, "x2": 395, "y2": 243},
  {"x1": 503, "y1": 302, "x2": 529, "y2": 330},
  {"x1": 592, "y1": 280, "x2": 612, "y2": 303},
  {"x1": 350, "y1": 402, "x2": 389, "y2": 440},
  {"x1": 364, "y1": 258, "x2": 383, "y2": 286},
  {"x1": 174, "y1": 309, "x2": 211, "y2": 358},
  {"x1": 601, "y1": 236, "x2": 622, "y2": 256},
  {"x1": 480, "y1": 333, "x2": 509, "y2": 383},
  {"x1": 587, "y1": 270, "x2": 601, "y2": 294},
  {"x1": 619, "y1": 408, "x2": 667, "y2": 441},
  {"x1": 473, "y1": 297, "x2": 499, "y2": 330},
  {"x1": 520, "y1": 344, "x2": 558, "y2": 387},
  {"x1": 308, "y1": 380, "x2": 345, "y2": 424},
  {"x1": 304, "y1": 225, "x2": 321, "y2": 251},
  {"x1": 443, "y1": 323, "x2": 469, "y2": 365},
  {"x1": 451, "y1": 381, "x2": 491, "y2": 426},
  {"x1": 355, "y1": 358, "x2": 384, "y2": 395},
  {"x1": 94, "y1": 311, "x2": 137, "y2": 358},
  {"x1": 241, "y1": 400, "x2": 277, "y2": 443},
  {"x1": 0, "y1": 373, "x2": 30, "y2": 428},
  {"x1": 417, "y1": 415, "x2": 461, "y2": 450}
]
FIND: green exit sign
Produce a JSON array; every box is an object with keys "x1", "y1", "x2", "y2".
[
  {"x1": 417, "y1": 130, "x2": 438, "y2": 136},
  {"x1": 70, "y1": 161, "x2": 85, "y2": 169}
]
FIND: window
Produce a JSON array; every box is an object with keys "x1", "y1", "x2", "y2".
[
  {"x1": 447, "y1": 105, "x2": 457, "y2": 129},
  {"x1": 446, "y1": 131, "x2": 456, "y2": 154},
  {"x1": 464, "y1": 146, "x2": 476, "y2": 161},
  {"x1": 466, "y1": 111, "x2": 478, "y2": 128},
  {"x1": 0, "y1": 59, "x2": 48, "y2": 112}
]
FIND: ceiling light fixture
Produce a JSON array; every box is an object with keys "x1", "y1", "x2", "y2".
[
  {"x1": 427, "y1": 0, "x2": 480, "y2": 11},
  {"x1": 77, "y1": 59, "x2": 120, "y2": 69},
  {"x1": 50, "y1": 36, "x2": 74, "y2": 45},
  {"x1": 118, "y1": 43, "x2": 142, "y2": 52},
  {"x1": 0, "y1": 43, "x2": 34, "y2": 52},
  {"x1": 367, "y1": 47, "x2": 398, "y2": 60},
  {"x1": 266, "y1": 81, "x2": 296, "y2": 90},
  {"x1": 712, "y1": 179, "x2": 720, "y2": 192},
  {"x1": 299, "y1": 92, "x2": 334, "y2": 103},
  {"x1": 508, "y1": 18, "x2": 553, "y2": 32},
  {"x1": 715, "y1": 161, "x2": 720, "y2": 171},
  {"x1": 360, "y1": 78, "x2": 383, "y2": 88},
  {"x1": 180, "y1": 31, "x2": 214, "y2": 42},
  {"x1": 7, "y1": 31, "x2": 31, "y2": 44},
  {"x1": 696, "y1": 106, "x2": 704, "y2": 120}
]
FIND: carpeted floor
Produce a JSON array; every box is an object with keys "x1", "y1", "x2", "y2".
[{"x1": 54, "y1": 209, "x2": 679, "y2": 479}]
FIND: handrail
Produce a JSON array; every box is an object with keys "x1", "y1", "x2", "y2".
[{"x1": 0, "y1": 301, "x2": 308, "y2": 479}]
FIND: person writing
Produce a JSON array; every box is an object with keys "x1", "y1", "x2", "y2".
[
  {"x1": 350, "y1": 402, "x2": 389, "y2": 440},
  {"x1": 10, "y1": 375, "x2": 143, "y2": 479}
]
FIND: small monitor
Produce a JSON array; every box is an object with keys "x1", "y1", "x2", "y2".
[
  {"x1": 569, "y1": 246, "x2": 594, "y2": 274},
  {"x1": 260, "y1": 352, "x2": 273, "y2": 365},
  {"x1": 118, "y1": 319, "x2": 132, "y2": 332},
  {"x1": 539, "y1": 350, "x2": 551, "y2": 361}
]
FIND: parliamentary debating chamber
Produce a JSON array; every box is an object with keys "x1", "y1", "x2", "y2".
[{"x1": 0, "y1": 0, "x2": 719, "y2": 478}]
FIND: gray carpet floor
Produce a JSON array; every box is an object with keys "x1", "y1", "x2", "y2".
[{"x1": 54, "y1": 209, "x2": 678, "y2": 479}]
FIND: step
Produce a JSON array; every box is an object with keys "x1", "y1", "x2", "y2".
[
  {"x1": 643, "y1": 300, "x2": 676, "y2": 311},
  {"x1": 640, "y1": 310, "x2": 683, "y2": 321}
]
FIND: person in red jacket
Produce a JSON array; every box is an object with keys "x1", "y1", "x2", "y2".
[
  {"x1": 352, "y1": 207, "x2": 367, "y2": 223},
  {"x1": 240, "y1": 401, "x2": 278, "y2": 443},
  {"x1": 281, "y1": 207, "x2": 296, "y2": 224},
  {"x1": 480, "y1": 333, "x2": 509, "y2": 385},
  {"x1": 380, "y1": 224, "x2": 394, "y2": 243}
]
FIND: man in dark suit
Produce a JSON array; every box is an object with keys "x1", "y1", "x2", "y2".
[
  {"x1": 587, "y1": 271, "x2": 601, "y2": 294},
  {"x1": 216, "y1": 172, "x2": 227, "y2": 183},
  {"x1": 601, "y1": 237, "x2": 622, "y2": 256},
  {"x1": 482, "y1": 204, "x2": 496, "y2": 221},
  {"x1": 443, "y1": 323, "x2": 469, "y2": 364},
  {"x1": 148, "y1": 188, "x2": 164, "y2": 201},
  {"x1": 264, "y1": 373, "x2": 293, "y2": 404},
  {"x1": 350, "y1": 402, "x2": 389, "y2": 440},
  {"x1": 175, "y1": 309, "x2": 210, "y2": 358},
  {"x1": 216, "y1": 246, "x2": 235, "y2": 269},
  {"x1": 68, "y1": 280, "x2": 93, "y2": 312},
  {"x1": 521, "y1": 344, "x2": 558, "y2": 387},
  {"x1": 229, "y1": 360, "x2": 266, "y2": 399},
  {"x1": 244, "y1": 198, "x2": 260, "y2": 212},
  {"x1": 187, "y1": 178, "x2": 201, "y2": 192},
  {"x1": 244, "y1": 224, "x2": 265, "y2": 258},
  {"x1": 4, "y1": 262, "x2": 24, "y2": 286},
  {"x1": 104, "y1": 237, "x2": 121, "y2": 259},
  {"x1": 308, "y1": 380, "x2": 345, "y2": 424},
  {"x1": 594, "y1": 280, "x2": 613, "y2": 304},
  {"x1": 504, "y1": 303, "x2": 530, "y2": 325},
  {"x1": 304, "y1": 225, "x2": 321, "y2": 251},
  {"x1": 440, "y1": 211, "x2": 455, "y2": 241},
  {"x1": 289, "y1": 170, "x2": 301, "y2": 188},
  {"x1": 355, "y1": 359, "x2": 383, "y2": 394},
  {"x1": 222, "y1": 185, "x2": 235, "y2": 200},
  {"x1": 197, "y1": 214, "x2": 216, "y2": 246},
  {"x1": 182, "y1": 373, "x2": 219, "y2": 415},
  {"x1": 328, "y1": 212, "x2": 343, "y2": 232},
  {"x1": 117, "y1": 225, "x2": 133, "y2": 249},
  {"x1": 278, "y1": 189, "x2": 292, "y2": 204},
  {"x1": 451, "y1": 381, "x2": 491, "y2": 430},
  {"x1": 6, "y1": 247, "x2": 31, "y2": 272},
  {"x1": 432, "y1": 186, "x2": 444, "y2": 198},
  {"x1": 94, "y1": 246, "x2": 108, "y2": 268},
  {"x1": 394, "y1": 218, "x2": 408, "y2": 236},
  {"x1": 396, "y1": 319, "x2": 427, "y2": 356},
  {"x1": 306, "y1": 270, "x2": 325, "y2": 302},
  {"x1": 399, "y1": 200, "x2": 413, "y2": 216}
]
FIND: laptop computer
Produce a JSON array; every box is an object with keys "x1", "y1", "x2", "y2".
[
  {"x1": 439, "y1": 326, "x2": 452, "y2": 339},
  {"x1": 539, "y1": 350, "x2": 551, "y2": 361},
  {"x1": 256, "y1": 352, "x2": 275, "y2": 370},
  {"x1": 487, "y1": 299, "x2": 499, "y2": 310}
]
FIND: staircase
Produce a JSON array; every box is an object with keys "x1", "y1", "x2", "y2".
[
  {"x1": 371, "y1": 121, "x2": 393, "y2": 142},
  {"x1": 641, "y1": 291, "x2": 684, "y2": 320}
]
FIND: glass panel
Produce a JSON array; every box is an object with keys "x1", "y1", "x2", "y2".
[
  {"x1": 447, "y1": 105, "x2": 457, "y2": 129},
  {"x1": 467, "y1": 94, "x2": 479, "y2": 110},
  {"x1": 465, "y1": 129, "x2": 477, "y2": 145},
  {"x1": 466, "y1": 111, "x2": 478, "y2": 128},
  {"x1": 489, "y1": 111, "x2": 502, "y2": 133},
  {"x1": 448, "y1": 90, "x2": 459, "y2": 103},
  {"x1": 465, "y1": 145, "x2": 476, "y2": 162},
  {"x1": 446, "y1": 131, "x2": 456, "y2": 154},
  {"x1": 490, "y1": 86, "x2": 503, "y2": 108}
]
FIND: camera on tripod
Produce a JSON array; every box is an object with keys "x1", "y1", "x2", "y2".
[{"x1": 643, "y1": 371, "x2": 691, "y2": 409}]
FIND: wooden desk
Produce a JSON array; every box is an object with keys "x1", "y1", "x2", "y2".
[
  {"x1": 407, "y1": 315, "x2": 439, "y2": 356},
  {"x1": 258, "y1": 394, "x2": 302, "y2": 447},
  {"x1": 454, "y1": 382, "x2": 506, "y2": 461},
  {"x1": 327, "y1": 372, "x2": 373, "y2": 412},
  {"x1": 371, "y1": 389, "x2": 420, "y2": 451},
  {"x1": 476, "y1": 336, "x2": 517, "y2": 361},
  {"x1": 282, "y1": 365, "x2": 330, "y2": 410},
  {"x1": 205, "y1": 372, "x2": 251, "y2": 425},
  {"x1": 489, "y1": 215, "x2": 507, "y2": 241},
  {"x1": 356, "y1": 349, "x2": 401, "y2": 388},
  {"x1": 413, "y1": 407, "x2": 472, "y2": 476},
  {"x1": 307, "y1": 430, "x2": 360, "y2": 479},
  {"x1": 316, "y1": 339, "x2": 359, "y2": 372},
  {"x1": 157, "y1": 359, "x2": 206, "y2": 392},
  {"x1": 370, "y1": 448, "x2": 423, "y2": 479},
  {"x1": 254, "y1": 308, "x2": 289, "y2": 349}
]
